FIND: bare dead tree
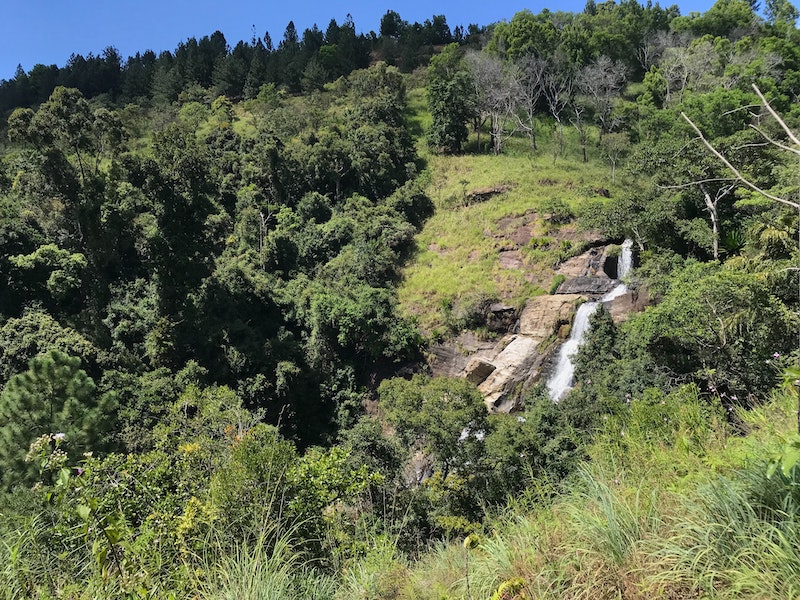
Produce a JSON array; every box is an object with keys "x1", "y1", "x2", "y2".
[
  {"x1": 635, "y1": 30, "x2": 675, "y2": 72},
  {"x1": 465, "y1": 51, "x2": 517, "y2": 155},
  {"x1": 664, "y1": 178, "x2": 738, "y2": 260},
  {"x1": 542, "y1": 54, "x2": 574, "y2": 160},
  {"x1": 570, "y1": 98, "x2": 589, "y2": 163},
  {"x1": 576, "y1": 56, "x2": 627, "y2": 137},
  {"x1": 510, "y1": 54, "x2": 547, "y2": 150},
  {"x1": 681, "y1": 86, "x2": 800, "y2": 211}
]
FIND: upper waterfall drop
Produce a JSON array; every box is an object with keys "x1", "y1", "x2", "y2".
[
  {"x1": 598, "y1": 238, "x2": 633, "y2": 303},
  {"x1": 546, "y1": 239, "x2": 633, "y2": 401}
]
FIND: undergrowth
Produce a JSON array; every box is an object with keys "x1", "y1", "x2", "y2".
[{"x1": 341, "y1": 387, "x2": 800, "y2": 599}]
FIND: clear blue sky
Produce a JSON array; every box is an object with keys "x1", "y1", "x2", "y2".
[{"x1": 1, "y1": 0, "x2": 718, "y2": 81}]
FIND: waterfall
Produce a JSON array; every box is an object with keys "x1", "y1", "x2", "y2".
[{"x1": 546, "y1": 240, "x2": 633, "y2": 401}]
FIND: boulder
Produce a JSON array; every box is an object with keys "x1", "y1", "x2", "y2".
[
  {"x1": 519, "y1": 294, "x2": 583, "y2": 338},
  {"x1": 478, "y1": 335, "x2": 542, "y2": 412},
  {"x1": 428, "y1": 331, "x2": 498, "y2": 379},
  {"x1": 464, "y1": 357, "x2": 497, "y2": 385}
]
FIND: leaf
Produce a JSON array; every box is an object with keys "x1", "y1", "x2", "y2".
[
  {"x1": 767, "y1": 458, "x2": 779, "y2": 479},
  {"x1": 57, "y1": 467, "x2": 70, "y2": 488},
  {"x1": 781, "y1": 440, "x2": 800, "y2": 478},
  {"x1": 76, "y1": 504, "x2": 91, "y2": 522}
]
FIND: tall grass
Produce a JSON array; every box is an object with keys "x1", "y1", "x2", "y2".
[
  {"x1": 334, "y1": 537, "x2": 409, "y2": 600},
  {"x1": 648, "y1": 469, "x2": 800, "y2": 598},
  {"x1": 194, "y1": 525, "x2": 336, "y2": 600},
  {"x1": 393, "y1": 390, "x2": 800, "y2": 599}
]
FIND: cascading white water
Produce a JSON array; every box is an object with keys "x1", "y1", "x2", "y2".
[{"x1": 546, "y1": 239, "x2": 633, "y2": 401}]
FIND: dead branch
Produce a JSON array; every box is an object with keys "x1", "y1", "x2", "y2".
[{"x1": 681, "y1": 112, "x2": 800, "y2": 210}]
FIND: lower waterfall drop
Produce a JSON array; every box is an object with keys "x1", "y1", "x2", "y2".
[{"x1": 546, "y1": 239, "x2": 633, "y2": 401}]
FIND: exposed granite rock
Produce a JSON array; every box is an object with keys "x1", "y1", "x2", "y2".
[
  {"x1": 428, "y1": 332, "x2": 498, "y2": 379},
  {"x1": 464, "y1": 357, "x2": 497, "y2": 384},
  {"x1": 465, "y1": 184, "x2": 512, "y2": 204},
  {"x1": 607, "y1": 287, "x2": 649, "y2": 323},
  {"x1": 556, "y1": 276, "x2": 618, "y2": 295},
  {"x1": 556, "y1": 246, "x2": 608, "y2": 278},
  {"x1": 498, "y1": 250, "x2": 524, "y2": 270},
  {"x1": 519, "y1": 294, "x2": 583, "y2": 338},
  {"x1": 424, "y1": 242, "x2": 647, "y2": 413},
  {"x1": 478, "y1": 335, "x2": 542, "y2": 412}
]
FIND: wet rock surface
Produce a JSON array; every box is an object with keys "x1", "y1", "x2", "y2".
[{"x1": 556, "y1": 276, "x2": 618, "y2": 295}]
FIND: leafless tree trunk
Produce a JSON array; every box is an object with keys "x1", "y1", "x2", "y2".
[
  {"x1": 698, "y1": 181, "x2": 737, "y2": 260},
  {"x1": 510, "y1": 54, "x2": 547, "y2": 151},
  {"x1": 465, "y1": 51, "x2": 517, "y2": 155},
  {"x1": 542, "y1": 55, "x2": 573, "y2": 160},
  {"x1": 571, "y1": 100, "x2": 589, "y2": 163},
  {"x1": 576, "y1": 56, "x2": 627, "y2": 137}
]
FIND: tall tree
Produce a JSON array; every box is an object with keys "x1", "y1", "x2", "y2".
[
  {"x1": 426, "y1": 44, "x2": 476, "y2": 154},
  {"x1": 0, "y1": 350, "x2": 116, "y2": 488}
]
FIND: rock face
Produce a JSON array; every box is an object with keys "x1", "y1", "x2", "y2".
[
  {"x1": 555, "y1": 276, "x2": 617, "y2": 296},
  {"x1": 464, "y1": 358, "x2": 496, "y2": 384},
  {"x1": 487, "y1": 303, "x2": 517, "y2": 332},
  {"x1": 477, "y1": 335, "x2": 544, "y2": 412},
  {"x1": 607, "y1": 287, "x2": 649, "y2": 323},
  {"x1": 518, "y1": 295, "x2": 584, "y2": 338},
  {"x1": 428, "y1": 332, "x2": 498, "y2": 380},
  {"x1": 429, "y1": 294, "x2": 583, "y2": 413},
  {"x1": 426, "y1": 242, "x2": 646, "y2": 413}
]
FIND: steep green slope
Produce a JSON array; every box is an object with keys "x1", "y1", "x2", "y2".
[{"x1": 398, "y1": 109, "x2": 620, "y2": 335}]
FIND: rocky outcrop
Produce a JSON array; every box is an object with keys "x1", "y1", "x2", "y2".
[
  {"x1": 477, "y1": 335, "x2": 543, "y2": 412},
  {"x1": 487, "y1": 302, "x2": 517, "y2": 332},
  {"x1": 464, "y1": 357, "x2": 496, "y2": 384},
  {"x1": 518, "y1": 294, "x2": 584, "y2": 338},
  {"x1": 430, "y1": 294, "x2": 584, "y2": 413},
  {"x1": 428, "y1": 332, "x2": 498, "y2": 380},
  {"x1": 555, "y1": 276, "x2": 617, "y2": 296},
  {"x1": 426, "y1": 242, "x2": 646, "y2": 413},
  {"x1": 607, "y1": 287, "x2": 649, "y2": 323}
]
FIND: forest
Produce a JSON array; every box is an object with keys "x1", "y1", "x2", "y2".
[{"x1": 2, "y1": 1, "x2": 800, "y2": 598}]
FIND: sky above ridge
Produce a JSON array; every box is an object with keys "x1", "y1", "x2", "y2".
[{"x1": 1, "y1": 0, "x2": 720, "y2": 81}]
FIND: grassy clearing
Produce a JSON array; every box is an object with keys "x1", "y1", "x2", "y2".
[{"x1": 399, "y1": 119, "x2": 623, "y2": 334}]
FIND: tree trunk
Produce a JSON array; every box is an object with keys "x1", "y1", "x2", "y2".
[{"x1": 700, "y1": 183, "x2": 720, "y2": 260}]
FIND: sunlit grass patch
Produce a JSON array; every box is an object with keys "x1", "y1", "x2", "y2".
[{"x1": 398, "y1": 122, "x2": 618, "y2": 334}]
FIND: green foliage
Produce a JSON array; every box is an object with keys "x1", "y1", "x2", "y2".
[
  {"x1": 549, "y1": 273, "x2": 566, "y2": 294},
  {"x1": 0, "y1": 311, "x2": 101, "y2": 385},
  {"x1": 630, "y1": 264, "x2": 796, "y2": 400},
  {"x1": 489, "y1": 10, "x2": 559, "y2": 60},
  {"x1": 9, "y1": 243, "x2": 87, "y2": 303},
  {"x1": 0, "y1": 349, "x2": 116, "y2": 488},
  {"x1": 426, "y1": 45, "x2": 476, "y2": 154},
  {"x1": 3, "y1": 4, "x2": 800, "y2": 596},
  {"x1": 672, "y1": 0, "x2": 758, "y2": 37},
  {"x1": 381, "y1": 375, "x2": 487, "y2": 475}
]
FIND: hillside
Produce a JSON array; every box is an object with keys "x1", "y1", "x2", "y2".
[{"x1": 2, "y1": 1, "x2": 800, "y2": 598}]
